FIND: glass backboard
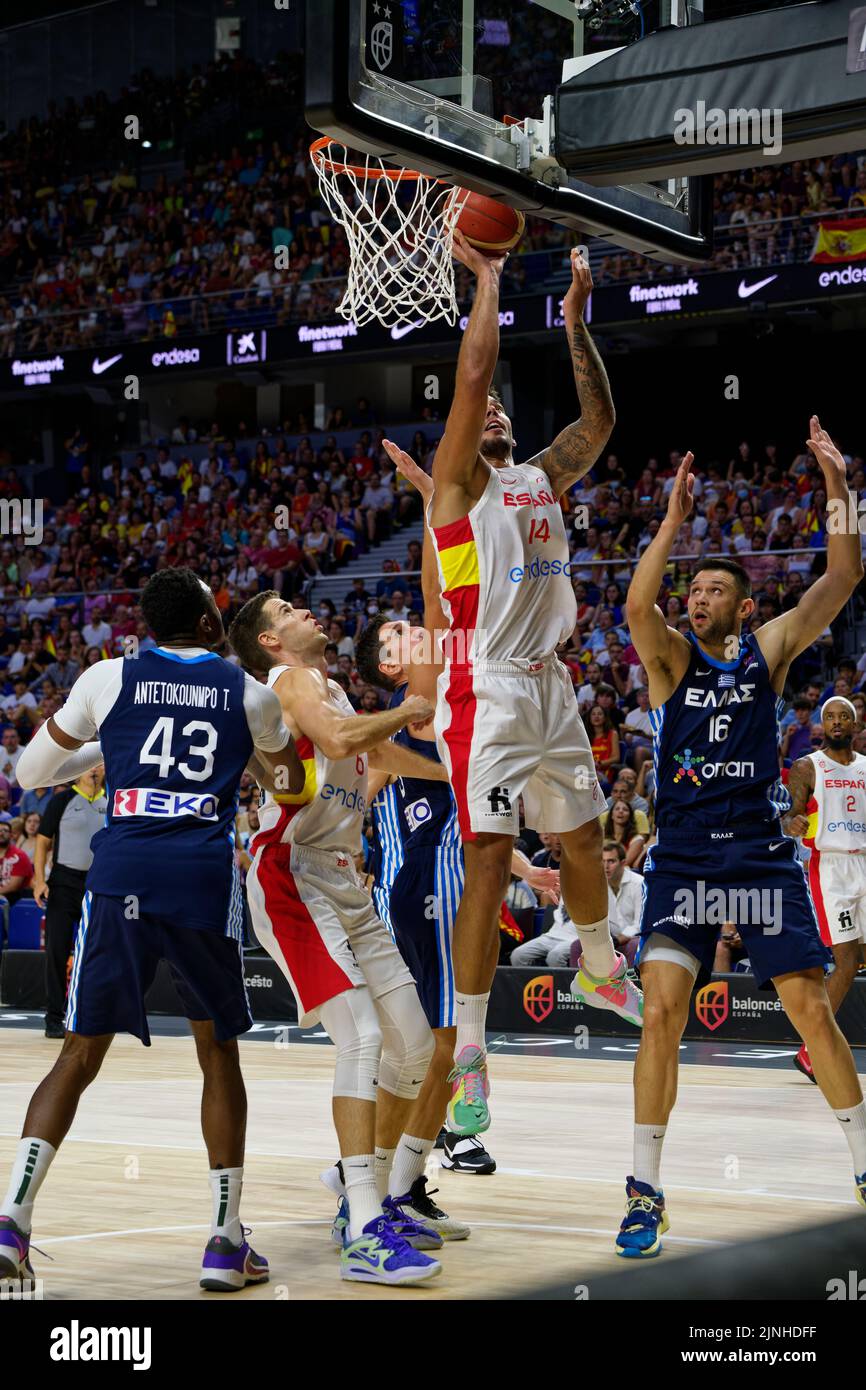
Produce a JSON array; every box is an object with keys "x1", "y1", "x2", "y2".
[{"x1": 306, "y1": 0, "x2": 713, "y2": 262}]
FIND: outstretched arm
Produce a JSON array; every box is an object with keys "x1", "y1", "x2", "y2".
[
  {"x1": 782, "y1": 755, "x2": 816, "y2": 838},
  {"x1": 625, "y1": 453, "x2": 695, "y2": 705},
  {"x1": 276, "y1": 667, "x2": 434, "y2": 761},
  {"x1": 757, "y1": 417, "x2": 864, "y2": 686},
  {"x1": 525, "y1": 249, "x2": 615, "y2": 499},
  {"x1": 432, "y1": 233, "x2": 506, "y2": 498}
]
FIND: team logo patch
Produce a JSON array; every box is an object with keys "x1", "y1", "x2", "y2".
[
  {"x1": 113, "y1": 787, "x2": 219, "y2": 820},
  {"x1": 672, "y1": 747, "x2": 704, "y2": 787},
  {"x1": 486, "y1": 785, "x2": 512, "y2": 815},
  {"x1": 404, "y1": 797, "x2": 432, "y2": 834}
]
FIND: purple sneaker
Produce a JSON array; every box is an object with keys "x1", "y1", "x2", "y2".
[
  {"x1": 340, "y1": 1217, "x2": 441, "y2": 1285},
  {"x1": 200, "y1": 1230, "x2": 269, "y2": 1292},
  {"x1": 382, "y1": 1194, "x2": 444, "y2": 1250},
  {"x1": 0, "y1": 1214, "x2": 34, "y2": 1283}
]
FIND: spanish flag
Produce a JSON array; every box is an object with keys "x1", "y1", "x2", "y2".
[
  {"x1": 44, "y1": 634, "x2": 57, "y2": 657},
  {"x1": 499, "y1": 903, "x2": 524, "y2": 944},
  {"x1": 811, "y1": 216, "x2": 866, "y2": 263}
]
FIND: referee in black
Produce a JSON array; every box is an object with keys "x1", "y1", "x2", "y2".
[{"x1": 32, "y1": 765, "x2": 106, "y2": 1038}]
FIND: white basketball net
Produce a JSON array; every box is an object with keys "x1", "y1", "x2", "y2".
[{"x1": 311, "y1": 139, "x2": 469, "y2": 328}]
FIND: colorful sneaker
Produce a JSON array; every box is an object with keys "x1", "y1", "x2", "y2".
[
  {"x1": 340, "y1": 1216, "x2": 442, "y2": 1285},
  {"x1": 856, "y1": 1173, "x2": 866, "y2": 1209},
  {"x1": 383, "y1": 1193, "x2": 444, "y2": 1250},
  {"x1": 0, "y1": 1215, "x2": 34, "y2": 1283},
  {"x1": 446, "y1": 1045, "x2": 490, "y2": 1135},
  {"x1": 615, "y1": 1177, "x2": 669, "y2": 1259},
  {"x1": 330, "y1": 1195, "x2": 350, "y2": 1249},
  {"x1": 200, "y1": 1230, "x2": 269, "y2": 1291},
  {"x1": 571, "y1": 952, "x2": 643, "y2": 1027},
  {"x1": 440, "y1": 1132, "x2": 497, "y2": 1175},
  {"x1": 793, "y1": 1044, "x2": 817, "y2": 1084},
  {"x1": 390, "y1": 1175, "x2": 470, "y2": 1241}
]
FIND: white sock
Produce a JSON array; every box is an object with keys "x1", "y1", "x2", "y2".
[
  {"x1": 374, "y1": 1146, "x2": 395, "y2": 1201},
  {"x1": 1, "y1": 1137, "x2": 57, "y2": 1233},
  {"x1": 209, "y1": 1166, "x2": 243, "y2": 1245},
  {"x1": 344, "y1": 1154, "x2": 382, "y2": 1240},
  {"x1": 455, "y1": 992, "x2": 489, "y2": 1056},
  {"x1": 390, "y1": 1134, "x2": 434, "y2": 1198},
  {"x1": 576, "y1": 917, "x2": 617, "y2": 980},
  {"x1": 834, "y1": 1102, "x2": 866, "y2": 1174},
  {"x1": 634, "y1": 1123, "x2": 667, "y2": 1191}
]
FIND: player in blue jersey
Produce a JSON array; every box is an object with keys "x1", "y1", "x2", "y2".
[
  {"x1": 616, "y1": 419, "x2": 866, "y2": 1258},
  {"x1": 354, "y1": 450, "x2": 560, "y2": 1232},
  {"x1": 0, "y1": 568, "x2": 304, "y2": 1293}
]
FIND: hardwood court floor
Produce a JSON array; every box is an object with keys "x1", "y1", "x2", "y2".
[{"x1": 1, "y1": 1029, "x2": 862, "y2": 1301}]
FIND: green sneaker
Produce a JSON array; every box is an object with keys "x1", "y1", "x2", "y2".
[
  {"x1": 446, "y1": 1045, "x2": 490, "y2": 1136},
  {"x1": 340, "y1": 1217, "x2": 441, "y2": 1285}
]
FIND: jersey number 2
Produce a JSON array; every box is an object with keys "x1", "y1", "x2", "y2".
[{"x1": 140, "y1": 717, "x2": 218, "y2": 781}]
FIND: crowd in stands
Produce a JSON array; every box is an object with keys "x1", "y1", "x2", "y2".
[
  {"x1": 2, "y1": 49, "x2": 864, "y2": 356},
  {"x1": 2, "y1": 405, "x2": 865, "y2": 972}
]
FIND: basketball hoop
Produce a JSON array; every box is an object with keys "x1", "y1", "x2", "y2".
[{"x1": 310, "y1": 137, "x2": 469, "y2": 328}]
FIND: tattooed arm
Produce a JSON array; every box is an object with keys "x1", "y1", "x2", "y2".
[
  {"x1": 782, "y1": 755, "x2": 816, "y2": 839},
  {"x1": 525, "y1": 248, "x2": 615, "y2": 500}
]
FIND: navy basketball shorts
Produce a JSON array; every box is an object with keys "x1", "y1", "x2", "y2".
[
  {"x1": 637, "y1": 825, "x2": 833, "y2": 990},
  {"x1": 388, "y1": 843, "x2": 464, "y2": 1029},
  {"x1": 65, "y1": 892, "x2": 253, "y2": 1045}
]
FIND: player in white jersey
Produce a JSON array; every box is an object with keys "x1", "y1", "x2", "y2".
[
  {"x1": 785, "y1": 696, "x2": 866, "y2": 1083},
  {"x1": 228, "y1": 593, "x2": 457, "y2": 1287},
  {"x1": 417, "y1": 233, "x2": 642, "y2": 1133}
]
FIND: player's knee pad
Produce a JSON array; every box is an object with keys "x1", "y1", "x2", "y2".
[
  {"x1": 318, "y1": 988, "x2": 382, "y2": 1102},
  {"x1": 376, "y1": 984, "x2": 435, "y2": 1100}
]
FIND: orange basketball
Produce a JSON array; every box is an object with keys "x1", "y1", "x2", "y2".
[{"x1": 456, "y1": 192, "x2": 525, "y2": 256}]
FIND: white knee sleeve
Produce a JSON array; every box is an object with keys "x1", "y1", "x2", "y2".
[
  {"x1": 375, "y1": 984, "x2": 435, "y2": 1101},
  {"x1": 318, "y1": 988, "x2": 382, "y2": 1102}
]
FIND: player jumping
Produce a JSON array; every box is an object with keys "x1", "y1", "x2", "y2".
[
  {"x1": 784, "y1": 695, "x2": 866, "y2": 1083},
  {"x1": 426, "y1": 234, "x2": 642, "y2": 1135},
  {"x1": 618, "y1": 420, "x2": 866, "y2": 1259},
  {"x1": 0, "y1": 568, "x2": 304, "y2": 1293}
]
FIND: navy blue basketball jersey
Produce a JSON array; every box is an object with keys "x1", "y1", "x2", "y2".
[
  {"x1": 86, "y1": 648, "x2": 253, "y2": 933},
  {"x1": 650, "y1": 632, "x2": 789, "y2": 829},
  {"x1": 370, "y1": 684, "x2": 459, "y2": 880}
]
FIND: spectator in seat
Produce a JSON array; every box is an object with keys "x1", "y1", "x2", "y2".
[
  {"x1": 0, "y1": 818, "x2": 32, "y2": 905},
  {"x1": 780, "y1": 696, "x2": 822, "y2": 763},
  {"x1": 508, "y1": 897, "x2": 577, "y2": 969},
  {"x1": 1, "y1": 727, "x2": 24, "y2": 790}
]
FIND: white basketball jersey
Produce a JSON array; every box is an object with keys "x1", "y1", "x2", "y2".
[
  {"x1": 803, "y1": 749, "x2": 866, "y2": 854},
  {"x1": 428, "y1": 463, "x2": 577, "y2": 663},
  {"x1": 253, "y1": 666, "x2": 367, "y2": 855}
]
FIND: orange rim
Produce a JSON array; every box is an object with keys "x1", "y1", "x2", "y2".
[{"x1": 310, "y1": 136, "x2": 445, "y2": 184}]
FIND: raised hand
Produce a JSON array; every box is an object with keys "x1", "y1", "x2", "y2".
[
  {"x1": 666, "y1": 451, "x2": 696, "y2": 527},
  {"x1": 562, "y1": 246, "x2": 593, "y2": 325},
  {"x1": 806, "y1": 415, "x2": 846, "y2": 482},
  {"x1": 382, "y1": 438, "x2": 433, "y2": 501},
  {"x1": 451, "y1": 228, "x2": 507, "y2": 279}
]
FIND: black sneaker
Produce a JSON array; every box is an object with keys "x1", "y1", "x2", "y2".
[
  {"x1": 434, "y1": 1127, "x2": 447, "y2": 1150},
  {"x1": 44, "y1": 1024, "x2": 65, "y2": 1040},
  {"x1": 440, "y1": 1132, "x2": 496, "y2": 1175},
  {"x1": 389, "y1": 1175, "x2": 470, "y2": 1240}
]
